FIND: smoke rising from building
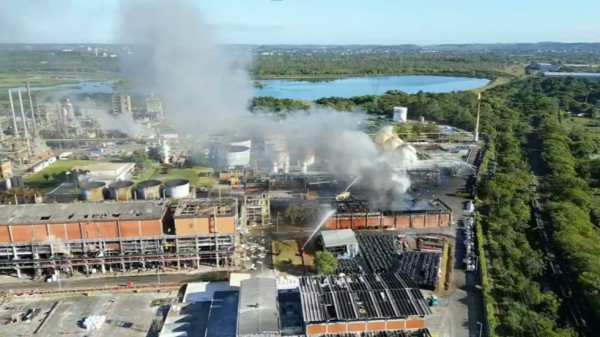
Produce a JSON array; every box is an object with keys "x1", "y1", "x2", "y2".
[
  {"x1": 116, "y1": 0, "x2": 411, "y2": 210},
  {"x1": 2, "y1": 0, "x2": 412, "y2": 210}
]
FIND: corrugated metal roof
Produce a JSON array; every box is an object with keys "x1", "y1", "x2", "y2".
[
  {"x1": 299, "y1": 274, "x2": 431, "y2": 324},
  {"x1": 321, "y1": 229, "x2": 358, "y2": 248},
  {"x1": 237, "y1": 278, "x2": 280, "y2": 336}
]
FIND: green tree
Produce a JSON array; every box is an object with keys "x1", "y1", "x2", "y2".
[
  {"x1": 314, "y1": 251, "x2": 338, "y2": 275},
  {"x1": 43, "y1": 173, "x2": 50, "y2": 182},
  {"x1": 133, "y1": 149, "x2": 149, "y2": 170}
]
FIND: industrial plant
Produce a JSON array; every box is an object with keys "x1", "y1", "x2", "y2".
[{"x1": 0, "y1": 87, "x2": 478, "y2": 337}]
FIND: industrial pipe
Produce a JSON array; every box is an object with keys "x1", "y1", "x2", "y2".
[
  {"x1": 25, "y1": 82, "x2": 38, "y2": 137},
  {"x1": 8, "y1": 90, "x2": 19, "y2": 137},
  {"x1": 17, "y1": 90, "x2": 28, "y2": 138}
]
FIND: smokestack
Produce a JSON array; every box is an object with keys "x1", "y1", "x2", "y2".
[
  {"x1": 474, "y1": 92, "x2": 481, "y2": 142},
  {"x1": 17, "y1": 90, "x2": 29, "y2": 138},
  {"x1": 25, "y1": 82, "x2": 38, "y2": 137},
  {"x1": 8, "y1": 89, "x2": 19, "y2": 138}
]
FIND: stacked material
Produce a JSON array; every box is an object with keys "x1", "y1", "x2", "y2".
[{"x1": 83, "y1": 315, "x2": 106, "y2": 330}]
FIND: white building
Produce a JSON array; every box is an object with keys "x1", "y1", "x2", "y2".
[{"x1": 70, "y1": 162, "x2": 135, "y2": 185}]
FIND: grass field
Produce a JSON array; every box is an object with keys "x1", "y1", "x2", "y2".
[
  {"x1": 24, "y1": 160, "x2": 94, "y2": 192},
  {"x1": 272, "y1": 239, "x2": 314, "y2": 268}
]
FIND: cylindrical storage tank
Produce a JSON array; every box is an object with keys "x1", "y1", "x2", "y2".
[
  {"x1": 108, "y1": 180, "x2": 134, "y2": 201},
  {"x1": 393, "y1": 106, "x2": 408, "y2": 123},
  {"x1": 136, "y1": 180, "x2": 162, "y2": 200},
  {"x1": 224, "y1": 145, "x2": 251, "y2": 167},
  {"x1": 164, "y1": 179, "x2": 190, "y2": 198},
  {"x1": 80, "y1": 181, "x2": 106, "y2": 202},
  {"x1": 230, "y1": 137, "x2": 252, "y2": 149}
]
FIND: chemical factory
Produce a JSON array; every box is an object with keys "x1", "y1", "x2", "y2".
[{"x1": 0, "y1": 96, "x2": 479, "y2": 337}]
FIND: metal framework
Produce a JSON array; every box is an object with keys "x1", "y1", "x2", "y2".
[
  {"x1": 243, "y1": 193, "x2": 270, "y2": 226},
  {"x1": 0, "y1": 234, "x2": 236, "y2": 277}
]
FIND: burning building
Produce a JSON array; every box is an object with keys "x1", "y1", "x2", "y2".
[{"x1": 325, "y1": 195, "x2": 452, "y2": 230}]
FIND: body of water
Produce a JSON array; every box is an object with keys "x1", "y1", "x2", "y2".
[
  {"x1": 24, "y1": 75, "x2": 489, "y2": 99},
  {"x1": 256, "y1": 75, "x2": 489, "y2": 99}
]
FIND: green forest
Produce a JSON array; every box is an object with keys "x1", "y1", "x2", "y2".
[{"x1": 250, "y1": 53, "x2": 524, "y2": 78}]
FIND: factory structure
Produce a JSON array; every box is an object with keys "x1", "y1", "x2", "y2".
[
  {"x1": 0, "y1": 197, "x2": 238, "y2": 278},
  {"x1": 0, "y1": 85, "x2": 52, "y2": 168},
  {"x1": 158, "y1": 274, "x2": 433, "y2": 337}
]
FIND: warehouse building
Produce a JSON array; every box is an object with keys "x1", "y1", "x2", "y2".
[
  {"x1": 0, "y1": 198, "x2": 239, "y2": 277},
  {"x1": 300, "y1": 274, "x2": 431, "y2": 335},
  {"x1": 237, "y1": 278, "x2": 280, "y2": 337},
  {"x1": 70, "y1": 162, "x2": 136, "y2": 185}
]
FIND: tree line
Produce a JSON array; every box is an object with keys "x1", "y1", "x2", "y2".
[
  {"x1": 250, "y1": 53, "x2": 519, "y2": 78},
  {"x1": 476, "y1": 77, "x2": 600, "y2": 336}
]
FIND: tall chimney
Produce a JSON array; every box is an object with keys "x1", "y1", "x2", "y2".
[
  {"x1": 17, "y1": 90, "x2": 29, "y2": 138},
  {"x1": 25, "y1": 82, "x2": 38, "y2": 137},
  {"x1": 18, "y1": 90, "x2": 32, "y2": 156},
  {"x1": 8, "y1": 89, "x2": 19, "y2": 137}
]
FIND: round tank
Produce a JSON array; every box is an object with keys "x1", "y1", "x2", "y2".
[
  {"x1": 230, "y1": 137, "x2": 252, "y2": 149},
  {"x1": 80, "y1": 181, "x2": 106, "y2": 202},
  {"x1": 164, "y1": 179, "x2": 190, "y2": 198},
  {"x1": 108, "y1": 180, "x2": 134, "y2": 201},
  {"x1": 136, "y1": 180, "x2": 162, "y2": 200},
  {"x1": 224, "y1": 145, "x2": 251, "y2": 167}
]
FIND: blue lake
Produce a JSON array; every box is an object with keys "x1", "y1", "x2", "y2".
[
  {"x1": 23, "y1": 75, "x2": 489, "y2": 100},
  {"x1": 255, "y1": 75, "x2": 490, "y2": 99}
]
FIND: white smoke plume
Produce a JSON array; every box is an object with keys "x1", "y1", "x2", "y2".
[
  {"x1": 117, "y1": 0, "x2": 253, "y2": 134},
  {"x1": 116, "y1": 0, "x2": 412, "y2": 210},
  {"x1": 1, "y1": 0, "x2": 413, "y2": 210},
  {"x1": 89, "y1": 110, "x2": 146, "y2": 137}
]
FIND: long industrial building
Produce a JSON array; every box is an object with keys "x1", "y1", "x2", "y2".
[
  {"x1": 300, "y1": 274, "x2": 431, "y2": 335},
  {"x1": 0, "y1": 198, "x2": 239, "y2": 277},
  {"x1": 325, "y1": 197, "x2": 452, "y2": 230}
]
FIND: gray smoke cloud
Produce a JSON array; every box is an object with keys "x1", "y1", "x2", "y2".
[
  {"x1": 116, "y1": 0, "x2": 411, "y2": 210},
  {"x1": 117, "y1": 0, "x2": 252, "y2": 134},
  {"x1": 1, "y1": 0, "x2": 412, "y2": 210}
]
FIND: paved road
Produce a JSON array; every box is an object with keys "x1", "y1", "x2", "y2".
[{"x1": 0, "y1": 271, "x2": 229, "y2": 292}]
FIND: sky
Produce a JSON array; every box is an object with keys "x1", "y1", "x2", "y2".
[{"x1": 0, "y1": 0, "x2": 599, "y2": 45}]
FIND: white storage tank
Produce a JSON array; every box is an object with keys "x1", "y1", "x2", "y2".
[
  {"x1": 393, "y1": 107, "x2": 408, "y2": 123},
  {"x1": 136, "y1": 180, "x2": 161, "y2": 200},
  {"x1": 230, "y1": 137, "x2": 252, "y2": 149},
  {"x1": 164, "y1": 179, "x2": 190, "y2": 198},
  {"x1": 224, "y1": 145, "x2": 251, "y2": 167}
]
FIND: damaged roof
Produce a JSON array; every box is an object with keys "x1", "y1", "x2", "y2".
[
  {"x1": 299, "y1": 274, "x2": 431, "y2": 323},
  {"x1": 0, "y1": 201, "x2": 169, "y2": 225},
  {"x1": 173, "y1": 198, "x2": 237, "y2": 218}
]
